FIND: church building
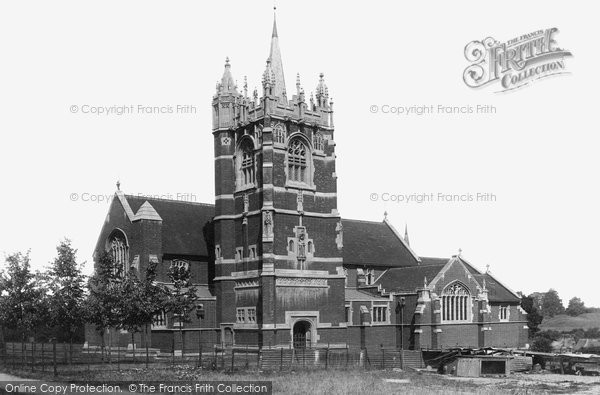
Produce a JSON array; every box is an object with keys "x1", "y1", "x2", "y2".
[{"x1": 89, "y1": 14, "x2": 529, "y2": 351}]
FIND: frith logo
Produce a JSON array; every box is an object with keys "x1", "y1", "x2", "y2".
[{"x1": 463, "y1": 28, "x2": 573, "y2": 92}]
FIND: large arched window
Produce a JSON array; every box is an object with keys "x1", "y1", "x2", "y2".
[
  {"x1": 286, "y1": 138, "x2": 311, "y2": 185},
  {"x1": 107, "y1": 229, "x2": 129, "y2": 275},
  {"x1": 236, "y1": 138, "x2": 255, "y2": 190},
  {"x1": 442, "y1": 282, "x2": 471, "y2": 322}
]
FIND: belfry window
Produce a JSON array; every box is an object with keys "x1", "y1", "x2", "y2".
[
  {"x1": 287, "y1": 139, "x2": 308, "y2": 184},
  {"x1": 237, "y1": 138, "x2": 255, "y2": 189},
  {"x1": 442, "y1": 282, "x2": 471, "y2": 322},
  {"x1": 273, "y1": 123, "x2": 286, "y2": 144},
  {"x1": 313, "y1": 132, "x2": 324, "y2": 151}
]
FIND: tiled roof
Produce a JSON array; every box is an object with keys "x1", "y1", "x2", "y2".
[
  {"x1": 125, "y1": 195, "x2": 215, "y2": 257},
  {"x1": 375, "y1": 263, "x2": 446, "y2": 293},
  {"x1": 341, "y1": 219, "x2": 419, "y2": 267},
  {"x1": 345, "y1": 288, "x2": 388, "y2": 301},
  {"x1": 473, "y1": 273, "x2": 520, "y2": 303}
]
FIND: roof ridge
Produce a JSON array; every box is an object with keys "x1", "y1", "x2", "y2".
[
  {"x1": 123, "y1": 194, "x2": 215, "y2": 207},
  {"x1": 341, "y1": 218, "x2": 385, "y2": 224}
]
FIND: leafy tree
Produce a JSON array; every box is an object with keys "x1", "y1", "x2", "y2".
[
  {"x1": 541, "y1": 289, "x2": 565, "y2": 318},
  {"x1": 85, "y1": 251, "x2": 122, "y2": 356},
  {"x1": 118, "y1": 261, "x2": 166, "y2": 355},
  {"x1": 0, "y1": 251, "x2": 48, "y2": 340},
  {"x1": 163, "y1": 263, "x2": 198, "y2": 354},
  {"x1": 521, "y1": 293, "x2": 543, "y2": 337},
  {"x1": 46, "y1": 239, "x2": 87, "y2": 345},
  {"x1": 565, "y1": 297, "x2": 586, "y2": 317},
  {"x1": 531, "y1": 330, "x2": 561, "y2": 352}
]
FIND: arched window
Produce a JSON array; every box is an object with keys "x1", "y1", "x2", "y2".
[
  {"x1": 313, "y1": 132, "x2": 324, "y2": 151},
  {"x1": 107, "y1": 229, "x2": 128, "y2": 275},
  {"x1": 273, "y1": 123, "x2": 286, "y2": 144},
  {"x1": 288, "y1": 240, "x2": 295, "y2": 253},
  {"x1": 170, "y1": 259, "x2": 189, "y2": 272},
  {"x1": 236, "y1": 138, "x2": 255, "y2": 189},
  {"x1": 442, "y1": 282, "x2": 471, "y2": 322},
  {"x1": 287, "y1": 138, "x2": 309, "y2": 184}
]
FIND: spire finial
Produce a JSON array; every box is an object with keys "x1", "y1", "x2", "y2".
[
  {"x1": 485, "y1": 264, "x2": 490, "y2": 273},
  {"x1": 458, "y1": 248, "x2": 462, "y2": 257},
  {"x1": 404, "y1": 223, "x2": 410, "y2": 246},
  {"x1": 116, "y1": 180, "x2": 121, "y2": 191},
  {"x1": 272, "y1": 5, "x2": 278, "y2": 38},
  {"x1": 384, "y1": 211, "x2": 388, "y2": 220}
]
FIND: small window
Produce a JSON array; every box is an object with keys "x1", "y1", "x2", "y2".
[
  {"x1": 152, "y1": 310, "x2": 167, "y2": 329},
  {"x1": 249, "y1": 246, "x2": 257, "y2": 259},
  {"x1": 196, "y1": 304, "x2": 205, "y2": 320},
  {"x1": 365, "y1": 269, "x2": 375, "y2": 285},
  {"x1": 215, "y1": 245, "x2": 221, "y2": 259},
  {"x1": 307, "y1": 241, "x2": 313, "y2": 254},
  {"x1": 313, "y1": 132, "x2": 324, "y2": 151},
  {"x1": 235, "y1": 248, "x2": 243, "y2": 262},
  {"x1": 499, "y1": 306, "x2": 509, "y2": 321},
  {"x1": 236, "y1": 308, "x2": 245, "y2": 323},
  {"x1": 372, "y1": 305, "x2": 388, "y2": 323},
  {"x1": 170, "y1": 259, "x2": 189, "y2": 275},
  {"x1": 345, "y1": 305, "x2": 352, "y2": 324},
  {"x1": 288, "y1": 240, "x2": 295, "y2": 253},
  {"x1": 247, "y1": 308, "x2": 257, "y2": 323},
  {"x1": 344, "y1": 268, "x2": 348, "y2": 287},
  {"x1": 273, "y1": 123, "x2": 286, "y2": 144}
]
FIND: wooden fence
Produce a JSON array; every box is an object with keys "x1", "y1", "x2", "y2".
[{"x1": 0, "y1": 342, "x2": 424, "y2": 375}]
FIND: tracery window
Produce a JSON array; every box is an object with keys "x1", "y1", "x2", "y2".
[
  {"x1": 108, "y1": 230, "x2": 128, "y2": 275},
  {"x1": 273, "y1": 123, "x2": 286, "y2": 144},
  {"x1": 442, "y1": 282, "x2": 471, "y2": 322},
  {"x1": 237, "y1": 138, "x2": 255, "y2": 189},
  {"x1": 313, "y1": 132, "x2": 324, "y2": 151},
  {"x1": 287, "y1": 139, "x2": 308, "y2": 184}
]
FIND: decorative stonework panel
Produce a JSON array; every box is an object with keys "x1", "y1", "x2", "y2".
[{"x1": 276, "y1": 277, "x2": 328, "y2": 288}]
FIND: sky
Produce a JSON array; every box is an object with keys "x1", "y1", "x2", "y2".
[{"x1": 1, "y1": 1, "x2": 598, "y2": 307}]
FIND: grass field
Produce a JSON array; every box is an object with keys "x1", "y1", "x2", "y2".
[
  {"x1": 2, "y1": 365, "x2": 600, "y2": 394},
  {"x1": 540, "y1": 313, "x2": 600, "y2": 331}
]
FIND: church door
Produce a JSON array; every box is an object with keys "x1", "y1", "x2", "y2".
[{"x1": 293, "y1": 320, "x2": 311, "y2": 349}]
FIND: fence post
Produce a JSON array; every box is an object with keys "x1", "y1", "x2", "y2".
[
  {"x1": 245, "y1": 345, "x2": 249, "y2": 368},
  {"x1": 21, "y1": 340, "x2": 25, "y2": 366},
  {"x1": 117, "y1": 342, "x2": 120, "y2": 371},
  {"x1": 12, "y1": 343, "x2": 15, "y2": 370},
  {"x1": 41, "y1": 342, "x2": 45, "y2": 373},
  {"x1": 172, "y1": 336, "x2": 175, "y2": 366},
  {"x1": 280, "y1": 347, "x2": 283, "y2": 371},
  {"x1": 325, "y1": 344, "x2": 329, "y2": 370},
  {"x1": 231, "y1": 348, "x2": 235, "y2": 372},
  {"x1": 198, "y1": 341, "x2": 202, "y2": 368},
  {"x1": 346, "y1": 346, "x2": 349, "y2": 367},
  {"x1": 31, "y1": 341, "x2": 35, "y2": 373},
  {"x1": 381, "y1": 347, "x2": 385, "y2": 370},
  {"x1": 52, "y1": 341, "x2": 57, "y2": 377}
]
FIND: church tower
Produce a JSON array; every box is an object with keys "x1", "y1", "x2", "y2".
[{"x1": 212, "y1": 11, "x2": 345, "y2": 347}]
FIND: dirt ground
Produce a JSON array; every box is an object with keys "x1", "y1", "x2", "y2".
[{"x1": 444, "y1": 373, "x2": 600, "y2": 394}]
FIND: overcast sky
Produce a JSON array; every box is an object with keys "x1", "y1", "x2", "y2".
[{"x1": 1, "y1": 1, "x2": 598, "y2": 307}]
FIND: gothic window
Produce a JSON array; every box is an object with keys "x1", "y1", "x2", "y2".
[
  {"x1": 372, "y1": 305, "x2": 388, "y2": 323},
  {"x1": 237, "y1": 138, "x2": 255, "y2": 189},
  {"x1": 107, "y1": 230, "x2": 128, "y2": 276},
  {"x1": 345, "y1": 304, "x2": 352, "y2": 324},
  {"x1": 273, "y1": 123, "x2": 286, "y2": 144},
  {"x1": 235, "y1": 247, "x2": 243, "y2": 262},
  {"x1": 307, "y1": 241, "x2": 313, "y2": 254},
  {"x1": 288, "y1": 240, "x2": 295, "y2": 253},
  {"x1": 442, "y1": 282, "x2": 471, "y2": 322},
  {"x1": 365, "y1": 269, "x2": 375, "y2": 285},
  {"x1": 287, "y1": 138, "x2": 309, "y2": 184},
  {"x1": 249, "y1": 246, "x2": 257, "y2": 260},
  {"x1": 215, "y1": 245, "x2": 221, "y2": 259},
  {"x1": 313, "y1": 132, "x2": 324, "y2": 151}
]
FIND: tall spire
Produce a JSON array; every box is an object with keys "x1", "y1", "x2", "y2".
[
  {"x1": 404, "y1": 223, "x2": 410, "y2": 246},
  {"x1": 267, "y1": 6, "x2": 286, "y2": 100}
]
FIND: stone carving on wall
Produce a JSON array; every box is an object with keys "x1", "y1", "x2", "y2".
[{"x1": 276, "y1": 277, "x2": 327, "y2": 287}]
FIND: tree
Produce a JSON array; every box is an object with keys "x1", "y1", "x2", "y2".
[
  {"x1": 521, "y1": 293, "x2": 543, "y2": 337},
  {"x1": 0, "y1": 251, "x2": 48, "y2": 341},
  {"x1": 541, "y1": 289, "x2": 565, "y2": 318},
  {"x1": 118, "y1": 261, "x2": 166, "y2": 356},
  {"x1": 531, "y1": 330, "x2": 561, "y2": 352},
  {"x1": 85, "y1": 251, "x2": 122, "y2": 356},
  {"x1": 565, "y1": 297, "x2": 586, "y2": 317},
  {"x1": 163, "y1": 264, "x2": 198, "y2": 354},
  {"x1": 46, "y1": 239, "x2": 87, "y2": 344}
]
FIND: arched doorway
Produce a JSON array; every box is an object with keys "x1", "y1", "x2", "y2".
[{"x1": 293, "y1": 320, "x2": 311, "y2": 349}]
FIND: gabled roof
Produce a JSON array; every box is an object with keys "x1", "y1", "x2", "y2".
[
  {"x1": 375, "y1": 255, "x2": 521, "y2": 303},
  {"x1": 341, "y1": 219, "x2": 420, "y2": 267},
  {"x1": 122, "y1": 194, "x2": 215, "y2": 257}
]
